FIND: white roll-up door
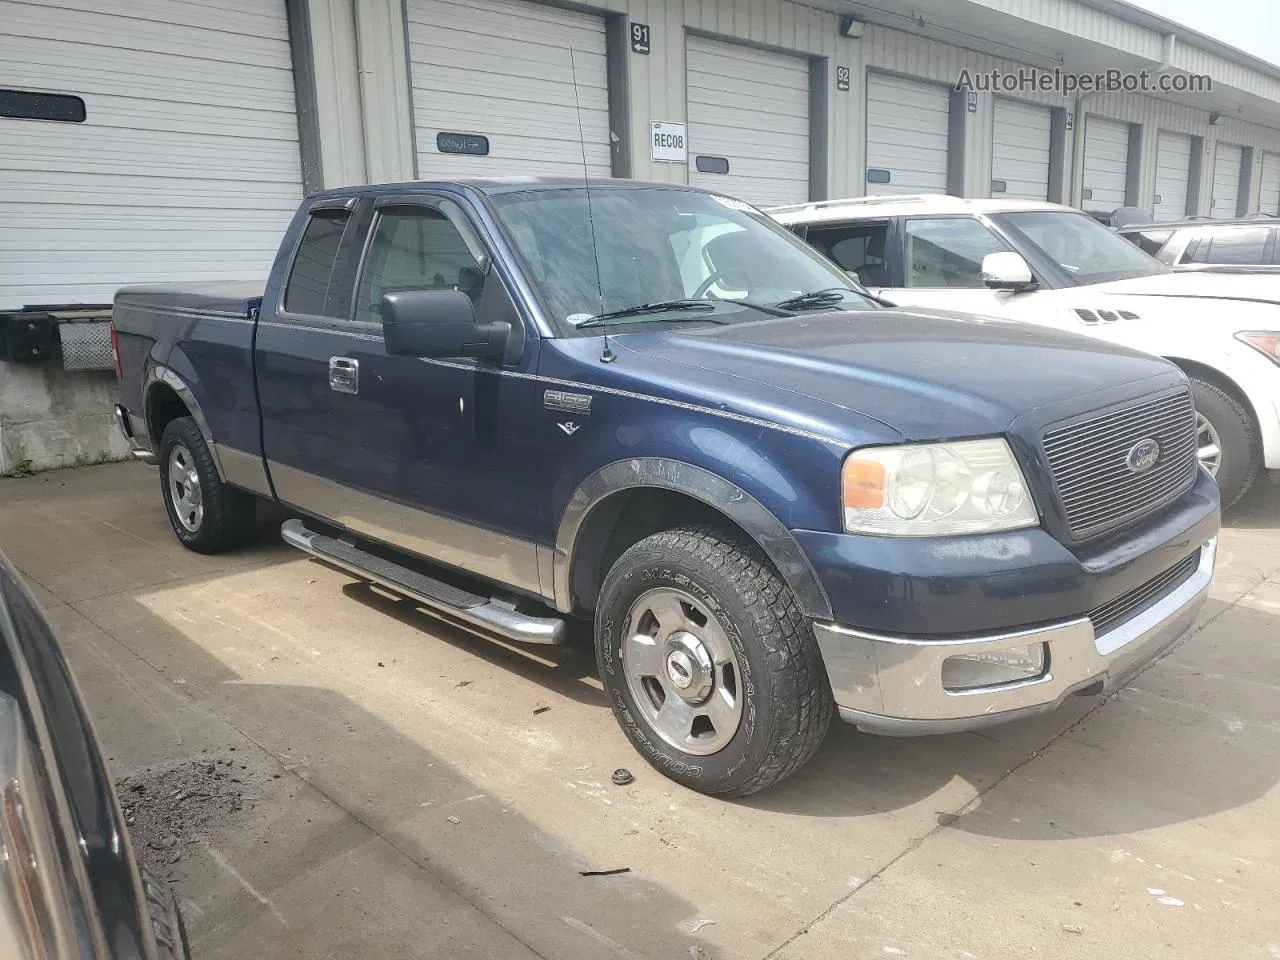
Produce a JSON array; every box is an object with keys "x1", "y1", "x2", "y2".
[
  {"x1": 991, "y1": 99, "x2": 1051, "y2": 201},
  {"x1": 1260, "y1": 151, "x2": 1280, "y2": 216},
  {"x1": 686, "y1": 36, "x2": 810, "y2": 207},
  {"x1": 866, "y1": 73, "x2": 950, "y2": 195},
  {"x1": 1210, "y1": 142, "x2": 1244, "y2": 219},
  {"x1": 1081, "y1": 116, "x2": 1130, "y2": 212},
  {"x1": 406, "y1": 0, "x2": 610, "y2": 179},
  {"x1": 0, "y1": 0, "x2": 303, "y2": 310},
  {"x1": 1153, "y1": 131, "x2": 1193, "y2": 221}
]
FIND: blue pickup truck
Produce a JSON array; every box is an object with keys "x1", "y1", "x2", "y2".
[{"x1": 112, "y1": 178, "x2": 1219, "y2": 796}]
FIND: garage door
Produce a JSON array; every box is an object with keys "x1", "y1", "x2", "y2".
[
  {"x1": 1261, "y1": 151, "x2": 1280, "y2": 216},
  {"x1": 406, "y1": 0, "x2": 610, "y2": 180},
  {"x1": 866, "y1": 73, "x2": 949, "y2": 195},
  {"x1": 1081, "y1": 116, "x2": 1130, "y2": 212},
  {"x1": 1210, "y1": 142, "x2": 1244, "y2": 219},
  {"x1": 0, "y1": 0, "x2": 303, "y2": 310},
  {"x1": 991, "y1": 99, "x2": 1051, "y2": 201},
  {"x1": 1153, "y1": 131, "x2": 1193, "y2": 221},
  {"x1": 686, "y1": 36, "x2": 810, "y2": 207}
]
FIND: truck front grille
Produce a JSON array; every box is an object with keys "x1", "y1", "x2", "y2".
[
  {"x1": 1042, "y1": 388, "x2": 1198, "y2": 540},
  {"x1": 1088, "y1": 549, "x2": 1200, "y2": 637}
]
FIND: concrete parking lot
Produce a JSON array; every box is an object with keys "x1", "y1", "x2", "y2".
[{"x1": 2, "y1": 461, "x2": 1278, "y2": 959}]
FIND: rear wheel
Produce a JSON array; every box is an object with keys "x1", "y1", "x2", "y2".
[
  {"x1": 1188, "y1": 378, "x2": 1259, "y2": 509},
  {"x1": 159, "y1": 417, "x2": 256, "y2": 553},
  {"x1": 594, "y1": 524, "x2": 833, "y2": 797}
]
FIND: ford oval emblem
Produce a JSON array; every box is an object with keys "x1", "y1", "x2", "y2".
[{"x1": 1126, "y1": 438, "x2": 1161, "y2": 473}]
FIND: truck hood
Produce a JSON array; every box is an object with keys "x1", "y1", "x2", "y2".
[
  {"x1": 615, "y1": 307, "x2": 1180, "y2": 441},
  {"x1": 1092, "y1": 271, "x2": 1280, "y2": 304}
]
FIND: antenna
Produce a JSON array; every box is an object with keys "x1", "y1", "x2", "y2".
[{"x1": 568, "y1": 48, "x2": 615, "y2": 363}]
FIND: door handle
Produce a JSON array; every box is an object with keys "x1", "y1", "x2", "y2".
[{"x1": 329, "y1": 357, "x2": 359, "y2": 395}]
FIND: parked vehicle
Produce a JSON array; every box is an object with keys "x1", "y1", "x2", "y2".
[
  {"x1": 771, "y1": 194, "x2": 1280, "y2": 506},
  {"x1": 1117, "y1": 217, "x2": 1280, "y2": 273},
  {"x1": 112, "y1": 179, "x2": 1219, "y2": 796},
  {"x1": 0, "y1": 549, "x2": 188, "y2": 959}
]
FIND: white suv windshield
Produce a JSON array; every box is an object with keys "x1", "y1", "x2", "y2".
[
  {"x1": 994, "y1": 210, "x2": 1168, "y2": 285},
  {"x1": 488, "y1": 186, "x2": 872, "y2": 333}
]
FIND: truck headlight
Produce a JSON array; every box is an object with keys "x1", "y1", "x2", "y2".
[
  {"x1": 841, "y1": 438, "x2": 1038, "y2": 536},
  {"x1": 1235, "y1": 331, "x2": 1280, "y2": 366}
]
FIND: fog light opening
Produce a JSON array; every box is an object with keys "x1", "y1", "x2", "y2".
[{"x1": 942, "y1": 642, "x2": 1048, "y2": 692}]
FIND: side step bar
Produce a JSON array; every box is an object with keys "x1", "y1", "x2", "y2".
[{"x1": 280, "y1": 519, "x2": 566, "y2": 645}]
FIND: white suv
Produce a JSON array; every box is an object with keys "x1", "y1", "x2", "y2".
[{"x1": 770, "y1": 195, "x2": 1280, "y2": 506}]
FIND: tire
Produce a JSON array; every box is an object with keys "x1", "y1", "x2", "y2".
[
  {"x1": 159, "y1": 416, "x2": 256, "y2": 553},
  {"x1": 594, "y1": 524, "x2": 834, "y2": 797},
  {"x1": 1188, "y1": 378, "x2": 1259, "y2": 509},
  {"x1": 140, "y1": 864, "x2": 191, "y2": 960}
]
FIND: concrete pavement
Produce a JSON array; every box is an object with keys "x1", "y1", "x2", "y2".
[{"x1": 2, "y1": 462, "x2": 1278, "y2": 959}]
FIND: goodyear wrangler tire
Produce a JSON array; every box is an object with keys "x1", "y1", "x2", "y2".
[{"x1": 594, "y1": 523, "x2": 834, "y2": 796}]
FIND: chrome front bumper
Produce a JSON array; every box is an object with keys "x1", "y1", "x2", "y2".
[{"x1": 814, "y1": 537, "x2": 1216, "y2": 736}]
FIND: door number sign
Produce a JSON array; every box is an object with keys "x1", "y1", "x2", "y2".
[
  {"x1": 631, "y1": 22, "x2": 650, "y2": 54},
  {"x1": 836, "y1": 66, "x2": 850, "y2": 91}
]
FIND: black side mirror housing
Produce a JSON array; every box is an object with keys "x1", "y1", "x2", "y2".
[{"x1": 381, "y1": 289, "x2": 510, "y2": 361}]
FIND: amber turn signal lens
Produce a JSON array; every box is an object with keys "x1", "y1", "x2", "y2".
[{"x1": 842, "y1": 456, "x2": 885, "y2": 509}]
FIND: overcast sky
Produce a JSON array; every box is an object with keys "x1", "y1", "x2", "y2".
[{"x1": 1126, "y1": 0, "x2": 1280, "y2": 67}]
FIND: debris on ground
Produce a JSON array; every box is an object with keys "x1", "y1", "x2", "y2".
[
  {"x1": 377, "y1": 661, "x2": 385, "y2": 667},
  {"x1": 117, "y1": 754, "x2": 275, "y2": 881},
  {"x1": 1062, "y1": 923, "x2": 1084, "y2": 934},
  {"x1": 681, "y1": 917, "x2": 716, "y2": 933},
  {"x1": 579, "y1": 867, "x2": 631, "y2": 877},
  {"x1": 446, "y1": 816, "x2": 461, "y2": 825},
  {"x1": 533, "y1": 706, "x2": 551, "y2": 715},
  {"x1": 455, "y1": 680, "x2": 472, "y2": 688},
  {"x1": 611, "y1": 768, "x2": 634, "y2": 785}
]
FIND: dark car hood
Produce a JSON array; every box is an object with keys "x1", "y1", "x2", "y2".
[{"x1": 615, "y1": 307, "x2": 1181, "y2": 441}]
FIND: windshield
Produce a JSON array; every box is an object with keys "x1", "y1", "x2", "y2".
[
  {"x1": 993, "y1": 210, "x2": 1169, "y2": 285},
  {"x1": 487, "y1": 186, "x2": 874, "y2": 333}
]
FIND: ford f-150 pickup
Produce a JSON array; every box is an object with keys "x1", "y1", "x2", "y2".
[{"x1": 111, "y1": 178, "x2": 1220, "y2": 796}]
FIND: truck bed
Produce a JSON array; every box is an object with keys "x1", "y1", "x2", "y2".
[{"x1": 113, "y1": 280, "x2": 265, "y2": 319}]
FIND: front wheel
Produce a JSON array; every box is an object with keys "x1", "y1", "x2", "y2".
[
  {"x1": 1188, "y1": 378, "x2": 1259, "y2": 509},
  {"x1": 594, "y1": 524, "x2": 833, "y2": 797}
]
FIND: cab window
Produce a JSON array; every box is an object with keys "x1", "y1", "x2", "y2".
[
  {"x1": 353, "y1": 207, "x2": 484, "y2": 324},
  {"x1": 903, "y1": 218, "x2": 1009, "y2": 288},
  {"x1": 283, "y1": 209, "x2": 354, "y2": 317},
  {"x1": 805, "y1": 221, "x2": 890, "y2": 287}
]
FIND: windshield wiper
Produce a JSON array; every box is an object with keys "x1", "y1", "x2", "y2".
[
  {"x1": 714, "y1": 298, "x2": 795, "y2": 317},
  {"x1": 773, "y1": 288, "x2": 857, "y2": 311},
  {"x1": 575, "y1": 300, "x2": 720, "y2": 328}
]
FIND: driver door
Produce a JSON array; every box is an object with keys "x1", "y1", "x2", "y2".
[{"x1": 875, "y1": 216, "x2": 1017, "y2": 314}]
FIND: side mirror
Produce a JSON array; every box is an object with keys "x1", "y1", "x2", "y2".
[
  {"x1": 381, "y1": 290, "x2": 510, "y2": 361},
  {"x1": 981, "y1": 251, "x2": 1037, "y2": 292}
]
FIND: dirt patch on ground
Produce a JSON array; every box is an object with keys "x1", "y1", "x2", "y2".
[{"x1": 118, "y1": 750, "x2": 276, "y2": 881}]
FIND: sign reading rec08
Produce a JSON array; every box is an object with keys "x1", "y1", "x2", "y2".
[{"x1": 651, "y1": 121, "x2": 688, "y2": 163}]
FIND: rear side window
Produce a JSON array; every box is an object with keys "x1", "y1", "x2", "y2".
[
  {"x1": 1191, "y1": 226, "x2": 1271, "y2": 265},
  {"x1": 1128, "y1": 229, "x2": 1172, "y2": 257},
  {"x1": 284, "y1": 209, "x2": 353, "y2": 316},
  {"x1": 806, "y1": 221, "x2": 891, "y2": 287}
]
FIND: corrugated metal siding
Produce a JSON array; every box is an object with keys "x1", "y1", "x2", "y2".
[
  {"x1": 621, "y1": 0, "x2": 844, "y2": 191},
  {"x1": 405, "y1": 0, "x2": 611, "y2": 179},
  {"x1": 1210, "y1": 142, "x2": 1244, "y2": 219},
  {"x1": 865, "y1": 72, "x2": 950, "y2": 195},
  {"x1": 1153, "y1": 131, "x2": 1192, "y2": 221},
  {"x1": 1260, "y1": 151, "x2": 1280, "y2": 216},
  {"x1": 991, "y1": 98, "x2": 1052, "y2": 200},
  {"x1": 1081, "y1": 116, "x2": 1130, "y2": 211},
  {"x1": 0, "y1": 0, "x2": 303, "y2": 310},
  {"x1": 685, "y1": 35, "x2": 810, "y2": 206}
]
